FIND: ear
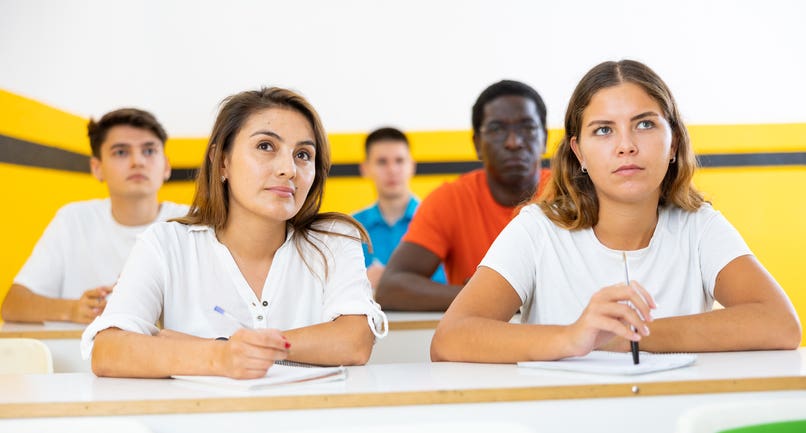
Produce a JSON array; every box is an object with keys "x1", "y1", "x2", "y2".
[
  {"x1": 411, "y1": 159, "x2": 417, "y2": 175},
  {"x1": 569, "y1": 136, "x2": 584, "y2": 166},
  {"x1": 359, "y1": 161, "x2": 368, "y2": 178},
  {"x1": 220, "y1": 147, "x2": 230, "y2": 180},
  {"x1": 472, "y1": 132, "x2": 482, "y2": 160},
  {"x1": 90, "y1": 157, "x2": 103, "y2": 182},
  {"x1": 670, "y1": 139, "x2": 679, "y2": 162},
  {"x1": 163, "y1": 155, "x2": 172, "y2": 181}
]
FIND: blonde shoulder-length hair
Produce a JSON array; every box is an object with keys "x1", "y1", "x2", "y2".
[
  {"x1": 537, "y1": 59, "x2": 704, "y2": 230},
  {"x1": 174, "y1": 87, "x2": 368, "y2": 277}
]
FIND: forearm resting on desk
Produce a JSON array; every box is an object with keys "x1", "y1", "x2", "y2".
[
  {"x1": 375, "y1": 272, "x2": 462, "y2": 311},
  {"x1": 283, "y1": 315, "x2": 375, "y2": 366},
  {"x1": 633, "y1": 304, "x2": 801, "y2": 353},
  {"x1": 1, "y1": 284, "x2": 76, "y2": 323}
]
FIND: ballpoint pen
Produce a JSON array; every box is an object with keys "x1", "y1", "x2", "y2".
[
  {"x1": 623, "y1": 252, "x2": 640, "y2": 365},
  {"x1": 213, "y1": 305, "x2": 252, "y2": 329},
  {"x1": 213, "y1": 306, "x2": 293, "y2": 353}
]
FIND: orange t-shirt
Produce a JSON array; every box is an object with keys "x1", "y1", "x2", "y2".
[{"x1": 402, "y1": 169, "x2": 551, "y2": 285}]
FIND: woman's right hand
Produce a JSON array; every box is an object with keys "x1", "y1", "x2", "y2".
[
  {"x1": 217, "y1": 328, "x2": 291, "y2": 379},
  {"x1": 565, "y1": 281, "x2": 656, "y2": 357}
]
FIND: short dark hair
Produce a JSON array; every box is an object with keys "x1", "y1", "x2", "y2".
[
  {"x1": 471, "y1": 80, "x2": 547, "y2": 137},
  {"x1": 87, "y1": 108, "x2": 168, "y2": 158},
  {"x1": 364, "y1": 127, "x2": 409, "y2": 156}
]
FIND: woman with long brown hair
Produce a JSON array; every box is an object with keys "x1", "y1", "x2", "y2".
[
  {"x1": 432, "y1": 60, "x2": 800, "y2": 362},
  {"x1": 82, "y1": 87, "x2": 387, "y2": 378}
]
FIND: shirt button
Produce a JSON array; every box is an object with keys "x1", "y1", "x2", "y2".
[
  {"x1": 262, "y1": 301, "x2": 268, "y2": 307},
  {"x1": 257, "y1": 315, "x2": 264, "y2": 320}
]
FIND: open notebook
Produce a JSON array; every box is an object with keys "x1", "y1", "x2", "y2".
[
  {"x1": 518, "y1": 351, "x2": 697, "y2": 375},
  {"x1": 172, "y1": 363, "x2": 347, "y2": 390}
]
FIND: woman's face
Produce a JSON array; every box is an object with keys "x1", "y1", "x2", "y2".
[
  {"x1": 570, "y1": 82, "x2": 676, "y2": 206},
  {"x1": 222, "y1": 107, "x2": 317, "y2": 224}
]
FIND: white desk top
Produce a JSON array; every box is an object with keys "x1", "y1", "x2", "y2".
[
  {"x1": 0, "y1": 312, "x2": 445, "y2": 338},
  {"x1": 1, "y1": 349, "x2": 804, "y2": 418}
]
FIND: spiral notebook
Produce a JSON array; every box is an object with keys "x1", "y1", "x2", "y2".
[
  {"x1": 518, "y1": 351, "x2": 697, "y2": 375},
  {"x1": 172, "y1": 364, "x2": 347, "y2": 390}
]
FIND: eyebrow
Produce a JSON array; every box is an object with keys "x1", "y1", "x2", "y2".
[
  {"x1": 586, "y1": 111, "x2": 659, "y2": 128},
  {"x1": 250, "y1": 130, "x2": 315, "y2": 147},
  {"x1": 108, "y1": 142, "x2": 158, "y2": 149}
]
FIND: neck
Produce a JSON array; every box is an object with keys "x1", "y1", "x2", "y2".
[
  {"x1": 377, "y1": 194, "x2": 411, "y2": 225},
  {"x1": 109, "y1": 194, "x2": 161, "y2": 226},
  {"x1": 217, "y1": 207, "x2": 287, "y2": 261},
  {"x1": 486, "y1": 171, "x2": 539, "y2": 207},
  {"x1": 593, "y1": 195, "x2": 660, "y2": 251}
]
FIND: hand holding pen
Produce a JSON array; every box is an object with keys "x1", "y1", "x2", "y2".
[
  {"x1": 213, "y1": 306, "x2": 291, "y2": 379},
  {"x1": 567, "y1": 269, "x2": 656, "y2": 358}
]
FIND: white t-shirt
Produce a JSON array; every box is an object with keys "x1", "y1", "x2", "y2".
[
  {"x1": 81, "y1": 219, "x2": 388, "y2": 357},
  {"x1": 14, "y1": 199, "x2": 189, "y2": 299},
  {"x1": 480, "y1": 203, "x2": 752, "y2": 326}
]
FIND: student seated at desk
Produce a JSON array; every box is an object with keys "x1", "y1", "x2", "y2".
[
  {"x1": 352, "y1": 127, "x2": 446, "y2": 290},
  {"x1": 82, "y1": 88, "x2": 387, "y2": 379},
  {"x1": 1, "y1": 108, "x2": 188, "y2": 324},
  {"x1": 376, "y1": 80, "x2": 551, "y2": 311},
  {"x1": 431, "y1": 60, "x2": 801, "y2": 362}
]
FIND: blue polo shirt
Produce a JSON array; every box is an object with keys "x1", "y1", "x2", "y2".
[{"x1": 353, "y1": 197, "x2": 447, "y2": 284}]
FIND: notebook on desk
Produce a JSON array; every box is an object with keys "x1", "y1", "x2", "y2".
[
  {"x1": 172, "y1": 364, "x2": 347, "y2": 390},
  {"x1": 518, "y1": 351, "x2": 697, "y2": 375}
]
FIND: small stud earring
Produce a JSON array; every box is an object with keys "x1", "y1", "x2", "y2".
[
  {"x1": 221, "y1": 176, "x2": 227, "y2": 183},
  {"x1": 670, "y1": 155, "x2": 676, "y2": 164},
  {"x1": 581, "y1": 165, "x2": 588, "y2": 174}
]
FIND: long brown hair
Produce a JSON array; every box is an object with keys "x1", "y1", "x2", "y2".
[
  {"x1": 538, "y1": 59, "x2": 704, "y2": 229},
  {"x1": 175, "y1": 87, "x2": 368, "y2": 277}
]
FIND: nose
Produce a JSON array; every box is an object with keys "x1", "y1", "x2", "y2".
[
  {"x1": 503, "y1": 128, "x2": 524, "y2": 150},
  {"x1": 276, "y1": 151, "x2": 296, "y2": 179},
  {"x1": 130, "y1": 150, "x2": 146, "y2": 167},
  {"x1": 617, "y1": 132, "x2": 638, "y2": 156}
]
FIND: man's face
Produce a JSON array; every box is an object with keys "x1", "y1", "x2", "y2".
[
  {"x1": 474, "y1": 95, "x2": 546, "y2": 188},
  {"x1": 90, "y1": 125, "x2": 171, "y2": 199},
  {"x1": 361, "y1": 140, "x2": 415, "y2": 201}
]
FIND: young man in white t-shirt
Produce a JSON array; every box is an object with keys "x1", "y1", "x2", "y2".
[{"x1": 1, "y1": 108, "x2": 189, "y2": 324}]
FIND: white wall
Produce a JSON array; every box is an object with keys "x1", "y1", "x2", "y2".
[{"x1": 1, "y1": 0, "x2": 804, "y2": 136}]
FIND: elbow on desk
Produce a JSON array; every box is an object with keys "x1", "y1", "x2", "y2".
[
  {"x1": 775, "y1": 315, "x2": 802, "y2": 350},
  {"x1": 429, "y1": 325, "x2": 454, "y2": 362}
]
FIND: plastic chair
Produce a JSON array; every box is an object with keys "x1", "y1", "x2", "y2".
[
  {"x1": 676, "y1": 398, "x2": 806, "y2": 433},
  {"x1": 0, "y1": 338, "x2": 54, "y2": 374}
]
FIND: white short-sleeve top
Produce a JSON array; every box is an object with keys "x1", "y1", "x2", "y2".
[
  {"x1": 14, "y1": 199, "x2": 189, "y2": 299},
  {"x1": 81, "y1": 219, "x2": 387, "y2": 357},
  {"x1": 479, "y1": 203, "x2": 752, "y2": 326}
]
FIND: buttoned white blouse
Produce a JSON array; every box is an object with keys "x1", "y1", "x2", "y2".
[{"x1": 81, "y1": 219, "x2": 387, "y2": 357}]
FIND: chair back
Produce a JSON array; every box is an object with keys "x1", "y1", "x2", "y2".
[{"x1": 0, "y1": 338, "x2": 54, "y2": 374}]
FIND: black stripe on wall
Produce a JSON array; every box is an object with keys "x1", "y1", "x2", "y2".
[
  {"x1": 0, "y1": 134, "x2": 91, "y2": 173},
  {"x1": 2, "y1": 134, "x2": 805, "y2": 181}
]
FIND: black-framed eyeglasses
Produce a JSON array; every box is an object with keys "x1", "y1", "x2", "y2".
[{"x1": 480, "y1": 122, "x2": 542, "y2": 143}]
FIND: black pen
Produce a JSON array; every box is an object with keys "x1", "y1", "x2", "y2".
[{"x1": 622, "y1": 252, "x2": 640, "y2": 365}]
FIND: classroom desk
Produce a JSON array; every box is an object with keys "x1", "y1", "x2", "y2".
[
  {"x1": 0, "y1": 321, "x2": 87, "y2": 372},
  {"x1": 369, "y1": 311, "x2": 443, "y2": 364},
  {"x1": 0, "y1": 312, "x2": 445, "y2": 372},
  {"x1": 1, "y1": 350, "x2": 804, "y2": 433}
]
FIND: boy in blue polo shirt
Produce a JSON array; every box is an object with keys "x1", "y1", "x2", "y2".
[{"x1": 353, "y1": 127, "x2": 446, "y2": 291}]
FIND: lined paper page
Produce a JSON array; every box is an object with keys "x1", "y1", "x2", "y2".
[
  {"x1": 172, "y1": 364, "x2": 346, "y2": 390},
  {"x1": 518, "y1": 351, "x2": 696, "y2": 375}
]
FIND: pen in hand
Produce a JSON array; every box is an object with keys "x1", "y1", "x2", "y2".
[{"x1": 622, "y1": 252, "x2": 640, "y2": 365}]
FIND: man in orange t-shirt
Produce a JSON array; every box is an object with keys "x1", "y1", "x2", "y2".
[{"x1": 375, "y1": 80, "x2": 550, "y2": 311}]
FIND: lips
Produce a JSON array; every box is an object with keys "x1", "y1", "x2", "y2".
[
  {"x1": 265, "y1": 186, "x2": 295, "y2": 197},
  {"x1": 613, "y1": 164, "x2": 643, "y2": 174},
  {"x1": 127, "y1": 174, "x2": 149, "y2": 181}
]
